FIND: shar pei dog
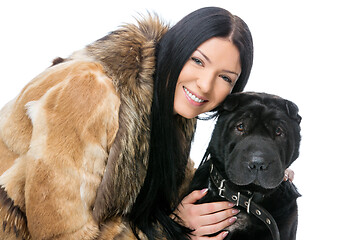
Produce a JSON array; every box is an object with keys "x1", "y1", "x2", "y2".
[{"x1": 188, "y1": 92, "x2": 302, "y2": 240}]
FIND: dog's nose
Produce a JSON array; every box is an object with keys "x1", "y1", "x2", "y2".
[{"x1": 248, "y1": 156, "x2": 269, "y2": 171}]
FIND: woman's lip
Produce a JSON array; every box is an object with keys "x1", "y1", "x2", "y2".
[{"x1": 183, "y1": 86, "x2": 208, "y2": 106}]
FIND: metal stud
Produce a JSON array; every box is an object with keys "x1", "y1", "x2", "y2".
[
  {"x1": 266, "y1": 218, "x2": 271, "y2": 225},
  {"x1": 245, "y1": 195, "x2": 253, "y2": 214},
  {"x1": 233, "y1": 192, "x2": 240, "y2": 206},
  {"x1": 256, "y1": 210, "x2": 261, "y2": 215}
]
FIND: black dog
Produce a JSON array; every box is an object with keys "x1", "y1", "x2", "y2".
[{"x1": 189, "y1": 92, "x2": 301, "y2": 240}]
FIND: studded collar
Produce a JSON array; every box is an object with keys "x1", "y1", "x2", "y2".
[{"x1": 209, "y1": 163, "x2": 280, "y2": 240}]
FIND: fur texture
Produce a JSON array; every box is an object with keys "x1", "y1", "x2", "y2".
[{"x1": 0, "y1": 16, "x2": 196, "y2": 239}]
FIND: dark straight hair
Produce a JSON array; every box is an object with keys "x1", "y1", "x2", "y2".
[{"x1": 129, "y1": 7, "x2": 253, "y2": 240}]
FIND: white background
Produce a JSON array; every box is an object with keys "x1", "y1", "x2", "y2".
[{"x1": 0, "y1": 1, "x2": 359, "y2": 239}]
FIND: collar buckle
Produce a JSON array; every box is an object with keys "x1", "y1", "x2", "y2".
[{"x1": 218, "y1": 179, "x2": 226, "y2": 198}]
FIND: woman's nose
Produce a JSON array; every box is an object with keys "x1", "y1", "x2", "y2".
[{"x1": 196, "y1": 72, "x2": 215, "y2": 93}]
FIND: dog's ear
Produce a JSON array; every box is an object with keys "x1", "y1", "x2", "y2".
[
  {"x1": 220, "y1": 93, "x2": 242, "y2": 112},
  {"x1": 285, "y1": 100, "x2": 302, "y2": 124}
]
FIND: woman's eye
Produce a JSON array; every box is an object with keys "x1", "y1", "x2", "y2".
[
  {"x1": 191, "y1": 57, "x2": 203, "y2": 66},
  {"x1": 220, "y1": 75, "x2": 232, "y2": 83}
]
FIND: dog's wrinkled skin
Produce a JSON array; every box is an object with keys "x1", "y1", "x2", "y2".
[{"x1": 189, "y1": 92, "x2": 302, "y2": 240}]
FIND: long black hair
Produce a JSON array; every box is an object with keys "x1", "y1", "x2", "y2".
[{"x1": 128, "y1": 7, "x2": 253, "y2": 240}]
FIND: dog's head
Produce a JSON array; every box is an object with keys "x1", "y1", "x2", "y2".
[{"x1": 208, "y1": 92, "x2": 301, "y2": 190}]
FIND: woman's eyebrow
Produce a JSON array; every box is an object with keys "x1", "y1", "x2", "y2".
[
  {"x1": 197, "y1": 49, "x2": 240, "y2": 76},
  {"x1": 223, "y1": 69, "x2": 240, "y2": 76},
  {"x1": 197, "y1": 49, "x2": 211, "y2": 63}
]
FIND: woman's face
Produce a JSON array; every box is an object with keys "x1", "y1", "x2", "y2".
[{"x1": 174, "y1": 37, "x2": 241, "y2": 119}]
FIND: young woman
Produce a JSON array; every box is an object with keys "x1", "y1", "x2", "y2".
[{"x1": 0, "y1": 7, "x2": 253, "y2": 240}]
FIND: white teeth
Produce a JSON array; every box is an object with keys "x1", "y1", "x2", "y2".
[{"x1": 183, "y1": 87, "x2": 205, "y2": 103}]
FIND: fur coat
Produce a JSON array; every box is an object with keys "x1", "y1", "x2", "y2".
[{"x1": 0, "y1": 16, "x2": 196, "y2": 240}]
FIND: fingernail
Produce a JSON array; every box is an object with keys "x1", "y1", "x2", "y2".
[
  {"x1": 222, "y1": 231, "x2": 229, "y2": 238},
  {"x1": 228, "y1": 202, "x2": 235, "y2": 207},
  {"x1": 229, "y1": 216, "x2": 237, "y2": 223},
  {"x1": 201, "y1": 188, "x2": 208, "y2": 194},
  {"x1": 283, "y1": 174, "x2": 289, "y2": 181},
  {"x1": 232, "y1": 209, "x2": 240, "y2": 214}
]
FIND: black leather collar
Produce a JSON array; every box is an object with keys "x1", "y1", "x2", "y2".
[{"x1": 210, "y1": 164, "x2": 280, "y2": 240}]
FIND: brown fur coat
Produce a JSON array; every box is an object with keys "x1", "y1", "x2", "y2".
[{"x1": 0, "y1": 16, "x2": 196, "y2": 240}]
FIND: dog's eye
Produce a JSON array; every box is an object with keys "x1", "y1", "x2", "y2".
[
  {"x1": 275, "y1": 127, "x2": 283, "y2": 136},
  {"x1": 236, "y1": 123, "x2": 245, "y2": 132}
]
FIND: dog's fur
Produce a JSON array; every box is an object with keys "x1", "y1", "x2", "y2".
[{"x1": 189, "y1": 92, "x2": 301, "y2": 239}]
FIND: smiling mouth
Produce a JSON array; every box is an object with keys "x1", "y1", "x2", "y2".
[{"x1": 183, "y1": 87, "x2": 207, "y2": 103}]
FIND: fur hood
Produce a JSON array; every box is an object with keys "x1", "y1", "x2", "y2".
[{"x1": 0, "y1": 16, "x2": 196, "y2": 239}]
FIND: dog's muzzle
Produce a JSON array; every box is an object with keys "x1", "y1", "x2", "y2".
[{"x1": 225, "y1": 137, "x2": 284, "y2": 189}]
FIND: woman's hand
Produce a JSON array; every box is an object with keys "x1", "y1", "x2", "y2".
[
  {"x1": 284, "y1": 168, "x2": 295, "y2": 182},
  {"x1": 174, "y1": 189, "x2": 239, "y2": 239}
]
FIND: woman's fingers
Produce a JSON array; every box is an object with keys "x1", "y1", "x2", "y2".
[
  {"x1": 196, "y1": 201, "x2": 235, "y2": 216},
  {"x1": 179, "y1": 201, "x2": 236, "y2": 230},
  {"x1": 199, "y1": 207, "x2": 240, "y2": 226},
  {"x1": 181, "y1": 188, "x2": 209, "y2": 204},
  {"x1": 210, "y1": 231, "x2": 229, "y2": 240},
  {"x1": 193, "y1": 215, "x2": 237, "y2": 236},
  {"x1": 176, "y1": 189, "x2": 239, "y2": 239},
  {"x1": 191, "y1": 231, "x2": 229, "y2": 240},
  {"x1": 284, "y1": 168, "x2": 295, "y2": 182},
  {"x1": 187, "y1": 201, "x2": 239, "y2": 236}
]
